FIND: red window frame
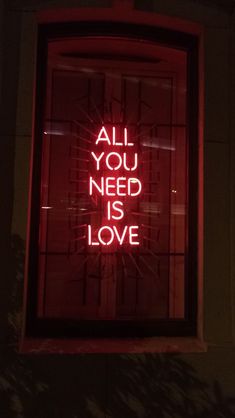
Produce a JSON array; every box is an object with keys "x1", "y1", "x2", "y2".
[{"x1": 24, "y1": 21, "x2": 198, "y2": 339}]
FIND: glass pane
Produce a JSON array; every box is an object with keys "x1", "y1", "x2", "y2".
[{"x1": 37, "y1": 36, "x2": 187, "y2": 321}]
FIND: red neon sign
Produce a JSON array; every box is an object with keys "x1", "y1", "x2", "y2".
[{"x1": 88, "y1": 126, "x2": 141, "y2": 246}]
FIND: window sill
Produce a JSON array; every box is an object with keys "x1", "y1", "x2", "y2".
[{"x1": 20, "y1": 337, "x2": 207, "y2": 354}]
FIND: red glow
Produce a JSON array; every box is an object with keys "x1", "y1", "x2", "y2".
[
  {"x1": 106, "y1": 152, "x2": 122, "y2": 171},
  {"x1": 112, "y1": 126, "x2": 134, "y2": 146},
  {"x1": 129, "y1": 226, "x2": 140, "y2": 245},
  {"x1": 124, "y1": 127, "x2": 134, "y2": 146},
  {"x1": 112, "y1": 126, "x2": 123, "y2": 146},
  {"x1": 98, "y1": 226, "x2": 114, "y2": 245},
  {"x1": 88, "y1": 225, "x2": 99, "y2": 246},
  {"x1": 88, "y1": 126, "x2": 142, "y2": 246},
  {"x1": 115, "y1": 177, "x2": 126, "y2": 196},
  {"x1": 127, "y1": 178, "x2": 142, "y2": 196},
  {"x1": 88, "y1": 224, "x2": 139, "y2": 246},
  {"x1": 105, "y1": 177, "x2": 116, "y2": 196},
  {"x1": 113, "y1": 225, "x2": 128, "y2": 245},
  {"x1": 89, "y1": 176, "x2": 142, "y2": 197},
  {"x1": 91, "y1": 151, "x2": 138, "y2": 171},
  {"x1": 89, "y1": 176, "x2": 104, "y2": 196},
  {"x1": 107, "y1": 200, "x2": 124, "y2": 220},
  {"x1": 95, "y1": 126, "x2": 134, "y2": 146},
  {"x1": 95, "y1": 126, "x2": 111, "y2": 145},
  {"x1": 123, "y1": 152, "x2": 138, "y2": 171},
  {"x1": 91, "y1": 151, "x2": 104, "y2": 170}
]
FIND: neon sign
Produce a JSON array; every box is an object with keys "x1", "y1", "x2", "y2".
[{"x1": 88, "y1": 126, "x2": 142, "y2": 246}]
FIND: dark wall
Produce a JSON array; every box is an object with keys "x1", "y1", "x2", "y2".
[{"x1": 1, "y1": 1, "x2": 235, "y2": 417}]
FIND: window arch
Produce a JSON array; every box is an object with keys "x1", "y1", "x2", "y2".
[{"x1": 25, "y1": 20, "x2": 198, "y2": 338}]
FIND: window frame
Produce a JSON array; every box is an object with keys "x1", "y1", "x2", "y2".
[{"x1": 25, "y1": 21, "x2": 199, "y2": 339}]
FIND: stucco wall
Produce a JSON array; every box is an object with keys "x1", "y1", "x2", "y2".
[{"x1": 0, "y1": 0, "x2": 235, "y2": 417}]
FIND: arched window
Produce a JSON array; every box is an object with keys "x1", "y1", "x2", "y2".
[{"x1": 26, "y1": 21, "x2": 198, "y2": 338}]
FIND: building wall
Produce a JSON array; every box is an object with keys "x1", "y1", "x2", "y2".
[{"x1": 0, "y1": 0, "x2": 235, "y2": 417}]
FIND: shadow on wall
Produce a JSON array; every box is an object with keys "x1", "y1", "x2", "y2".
[{"x1": 0, "y1": 234, "x2": 235, "y2": 418}]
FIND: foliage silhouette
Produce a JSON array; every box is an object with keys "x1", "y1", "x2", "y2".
[{"x1": 0, "y1": 234, "x2": 235, "y2": 418}]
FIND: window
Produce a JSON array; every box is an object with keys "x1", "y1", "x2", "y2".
[{"x1": 25, "y1": 22, "x2": 198, "y2": 338}]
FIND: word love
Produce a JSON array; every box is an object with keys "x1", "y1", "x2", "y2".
[{"x1": 88, "y1": 225, "x2": 139, "y2": 246}]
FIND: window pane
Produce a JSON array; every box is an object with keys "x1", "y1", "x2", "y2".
[{"x1": 37, "y1": 36, "x2": 188, "y2": 322}]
